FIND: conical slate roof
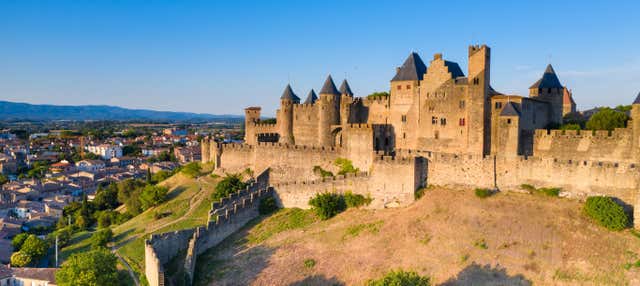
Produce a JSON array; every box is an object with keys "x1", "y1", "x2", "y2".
[
  {"x1": 304, "y1": 89, "x2": 318, "y2": 104},
  {"x1": 500, "y1": 101, "x2": 521, "y2": 117},
  {"x1": 319, "y1": 75, "x2": 340, "y2": 95},
  {"x1": 339, "y1": 79, "x2": 353, "y2": 96},
  {"x1": 530, "y1": 64, "x2": 563, "y2": 89},
  {"x1": 280, "y1": 84, "x2": 300, "y2": 102},
  {"x1": 391, "y1": 52, "x2": 427, "y2": 81},
  {"x1": 633, "y1": 91, "x2": 640, "y2": 104}
]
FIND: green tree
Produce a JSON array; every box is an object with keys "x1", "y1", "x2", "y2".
[
  {"x1": 90, "y1": 229, "x2": 113, "y2": 249},
  {"x1": 212, "y1": 173, "x2": 247, "y2": 201},
  {"x1": 10, "y1": 252, "x2": 32, "y2": 267},
  {"x1": 21, "y1": 235, "x2": 48, "y2": 258},
  {"x1": 11, "y1": 233, "x2": 29, "y2": 250},
  {"x1": 94, "y1": 184, "x2": 119, "y2": 210},
  {"x1": 586, "y1": 108, "x2": 628, "y2": 131},
  {"x1": 584, "y1": 196, "x2": 629, "y2": 231},
  {"x1": 0, "y1": 173, "x2": 8, "y2": 185},
  {"x1": 335, "y1": 158, "x2": 359, "y2": 175},
  {"x1": 55, "y1": 248, "x2": 119, "y2": 286},
  {"x1": 139, "y1": 185, "x2": 169, "y2": 210}
]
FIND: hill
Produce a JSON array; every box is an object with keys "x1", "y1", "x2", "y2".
[
  {"x1": 193, "y1": 187, "x2": 640, "y2": 285},
  {"x1": 0, "y1": 100, "x2": 241, "y2": 121}
]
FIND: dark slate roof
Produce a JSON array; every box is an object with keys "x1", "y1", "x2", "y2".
[
  {"x1": 391, "y1": 52, "x2": 427, "y2": 81},
  {"x1": 444, "y1": 61, "x2": 465, "y2": 78},
  {"x1": 500, "y1": 101, "x2": 521, "y2": 116},
  {"x1": 304, "y1": 89, "x2": 318, "y2": 104},
  {"x1": 339, "y1": 79, "x2": 353, "y2": 96},
  {"x1": 280, "y1": 84, "x2": 300, "y2": 102},
  {"x1": 319, "y1": 75, "x2": 340, "y2": 95},
  {"x1": 633, "y1": 91, "x2": 640, "y2": 104},
  {"x1": 530, "y1": 64, "x2": 563, "y2": 89}
]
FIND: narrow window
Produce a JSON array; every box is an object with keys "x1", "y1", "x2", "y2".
[
  {"x1": 434, "y1": 131, "x2": 439, "y2": 139},
  {"x1": 431, "y1": 116, "x2": 437, "y2": 125},
  {"x1": 495, "y1": 102, "x2": 502, "y2": 109},
  {"x1": 440, "y1": 118, "x2": 447, "y2": 125},
  {"x1": 403, "y1": 133, "x2": 406, "y2": 139},
  {"x1": 401, "y1": 115, "x2": 407, "y2": 123},
  {"x1": 459, "y1": 100, "x2": 465, "y2": 109},
  {"x1": 406, "y1": 84, "x2": 411, "y2": 89},
  {"x1": 507, "y1": 119, "x2": 512, "y2": 124},
  {"x1": 397, "y1": 85, "x2": 402, "y2": 90}
]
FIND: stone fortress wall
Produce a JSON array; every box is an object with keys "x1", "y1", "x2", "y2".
[
  {"x1": 144, "y1": 169, "x2": 271, "y2": 286},
  {"x1": 533, "y1": 128, "x2": 633, "y2": 162}
]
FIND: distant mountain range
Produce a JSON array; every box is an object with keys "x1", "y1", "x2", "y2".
[{"x1": 0, "y1": 100, "x2": 242, "y2": 121}]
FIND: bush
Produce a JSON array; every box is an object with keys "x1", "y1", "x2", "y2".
[
  {"x1": 367, "y1": 269, "x2": 431, "y2": 286},
  {"x1": 12, "y1": 233, "x2": 29, "y2": 250},
  {"x1": 313, "y1": 165, "x2": 334, "y2": 178},
  {"x1": 20, "y1": 235, "x2": 48, "y2": 258},
  {"x1": 91, "y1": 229, "x2": 113, "y2": 249},
  {"x1": 343, "y1": 191, "x2": 372, "y2": 208},
  {"x1": 309, "y1": 193, "x2": 346, "y2": 220},
  {"x1": 10, "y1": 252, "x2": 32, "y2": 267},
  {"x1": 584, "y1": 196, "x2": 629, "y2": 231},
  {"x1": 474, "y1": 188, "x2": 492, "y2": 198},
  {"x1": 139, "y1": 185, "x2": 169, "y2": 210},
  {"x1": 334, "y1": 158, "x2": 359, "y2": 175},
  {"x1": 304, "y1": 258, "x2": 316, "y2": 268},
  {"x1": 259, "y1": 197, "x2": 279, "y2": 215},
  {"x1": 181, "y1": 162, "x2": 202, "y2": 178},
  {"x1": 537, "y1": 187, "x2": 560, "y2": 197},
  {"x1": 520, "y1": 184, "x2": 536, "y2": 192},
  {"x1": 213, "y1": 173, "x2": 247, "y2": 202}
]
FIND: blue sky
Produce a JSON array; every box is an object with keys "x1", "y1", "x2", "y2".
[{"x1": 1, "y1": 0, "x2": 639, "y2": 116}]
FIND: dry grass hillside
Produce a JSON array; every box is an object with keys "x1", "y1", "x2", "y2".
[{"x1": 194, "y1": 187, "x2": 640, "y2": 286}]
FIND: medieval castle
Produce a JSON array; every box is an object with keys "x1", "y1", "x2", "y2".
[{"x1": 145, "y1": 45, "x2": 640, "y2": 285}]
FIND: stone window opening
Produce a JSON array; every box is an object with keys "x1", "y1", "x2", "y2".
[
  {"x1": 473, "y1": 78, "x2": 479, "y2": 85},
  {"x1": 459, "y1": 118, "x2": 465, "y2": 126},
  {"x1": 440, "y1": 118, "x2": 447, "y2": 125},
  {"x1": 431, "y1": 116, "x2": 437, "y2": 125},
  {"x1": 459, "y1": 100, "x2": 465, "y2": 109},
  {"x1": 397, "y1": 85, "x2": 402, "y2": 90},
  {"x1": 403, "y1": 133, "x2": 406, "y2": 139},
  {"x1": 406, "y1": 84, "x2": 411, "y2": 89},
  {"x1": 401, "y1": 115, "x2": 407, "y2": 123},
  {"x1": 434, "y1": 130, "x2": 439, "y2": 139},
  {"x1": 495, "y1": 102, "x2": 502, "y2": 109},
  {"x1": 507, "y1": 119, "x2": 511, "y2": 124}
]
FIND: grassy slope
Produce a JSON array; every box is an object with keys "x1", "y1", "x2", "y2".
[{"x1": 194, "y1": 187, "x2": 640, "y2": 286}]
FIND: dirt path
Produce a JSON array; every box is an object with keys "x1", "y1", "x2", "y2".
[{"x1": 112, "y1": 245, "x2": 140, "y2": 286}]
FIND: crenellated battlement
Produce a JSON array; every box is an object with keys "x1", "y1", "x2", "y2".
[
  {"x1": 345, "y1": 123, "x2": 373, "y2": 129},
  {"x1": 254, "y1": 142, "x2": 340, "y2": 152},
  {"x1": 271, "y1": 171, "x2": 369, "y2": 188},
  {"x1": 534, "y1": 128, "x2": 631, "y2": 139}
]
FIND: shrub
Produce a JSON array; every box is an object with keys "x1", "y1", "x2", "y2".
[
  {"x1": 520, "y1": 184, "x2": 536, "y2": 192},
  {"x1": 181, "y1": 162, "x2": 202, "y2": 178},
  {"x1": 259, "y1": 197, "x2": 279, "y2": 215},
  {"x1": 139, "y1": 185, "x2": 169, "y2": 210},
  {"x1": 313, "y1": 165, "x2": 334, "y2": 178},
  {"x1": 55, "y1": 248, "x2": 119, "y2": 286},
  {"x1": 10, "y1": 252, "x2": 32, "y2": 267},
  {"x1": 213, "y1": 173, "x2": 247, "y2": 202},
  {"x1": 308, "y1": 193, "x2": 346, "y2": 220},
  {"x1": 343, "y1": 191, "x2": 372, "y2": 208},
  {"x1": 584, "y1": 196, "x2": 629, "y2": 231},
  {"x1": 334, "y1": 158, "x2": 359, "y2": 175},
  {"x1": 367, "y1": 269, "x2": 430, "y2": 286},
  {"x1": 537, "y1": 187, "x2": 560, "y2": 197},
  {"x1": 415, "y1": 187, "x2": 427, "y2": 200},
  {"x1": 474, "y1": 188, "x2": 492, "y2": 198},
  {"x1": 303, "y1": 258, "x2": 316, "y2": 268},
  {"x1": 11, "y1": 233, "x2": 29, "y2": 250},
  {"x1": 474, "y1": 238, "x2": 488, "y2": 249}
]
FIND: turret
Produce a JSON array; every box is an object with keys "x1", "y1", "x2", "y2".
[
  {"x1": 529, "y1": 64, "x2": 564, "y2": 124},
  {"x1": 339, "y1": 79, "x2": 354, "y2": 125},
  {"x1": 303, "y1": 89, "x2": 318, "y2": 104},
  {"x1": 277, "y1": 84, "x2": 299, "y2": 144},
  {"x1": 244, "y1": 107, "x2": 261, "y2": 145},
  {"x1": 318, "y1": 75, "x2": 341, "y2": 146},
  {"x1": 390, "y1": 52, "x2": 426, "y2": 149}
]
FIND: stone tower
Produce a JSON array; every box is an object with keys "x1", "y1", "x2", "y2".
[
  {"x1": 277, "y1": 84, "x2": 300, "y2": 144},
  {"x1": 529, "y1": 64, "x2": 564, "y2": 125},
  {"x1": 244, "y1": 107, "x2": 261, "y2": 145},
  {"x1": 339, "y1": 79, "x2": 354, "y2": 125},
  {"x1": 390, "y1": 52, "x2": 426, "y2": 149},
  {"x1": 631, "y1": 92, "x2": 640, "y2": 162},
  {"x1": 318, "y1": 75, "x2": 341, "y2": 146},
  {"x1": 467, "y1": 45, "x2": 492, "y2": 155}
]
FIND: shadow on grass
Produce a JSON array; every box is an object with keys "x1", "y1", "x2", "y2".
[
  {"x1": 165, "y1": 186, "x2": 189, "y2": 201},
  {"x1": 288, "y1": 275, "x2": 345, "y2": 286},
  {"x1": 193, "y1": 215, "x2": 274, "y2": 286},
  {"x1": 440, "y1": 263, "x2": 531, "y2": 286}
]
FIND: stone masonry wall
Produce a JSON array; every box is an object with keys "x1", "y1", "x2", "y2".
[{"x1": 533, "y1": 128, "x2": 633, "y2": 162}]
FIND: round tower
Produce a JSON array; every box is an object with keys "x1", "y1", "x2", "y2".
[
  {"x1": 277, "y1": 84, "x2": 299, "y2": 145},
  {"x1": 318, "y1": 75, "x2": 341, "y2": 146},
  {"x1": 244, "y1": 107, "x2": 261, "y2": 145},
  {"x1": 339, "y1": 79, "x2": 354, "y2": 125}
]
